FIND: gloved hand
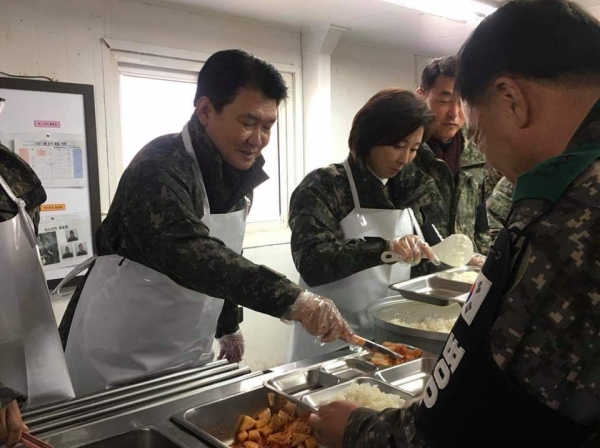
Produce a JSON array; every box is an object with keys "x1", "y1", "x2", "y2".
[
  {"x1": 0, "y1": 400, "x2": 27, "y2": 448},
  {"x1": 217, "y1": 330, "x2": 245, "y2": 363},
  {"x1": 389, "y1": 234, "x2": 440, "y2": 266},
  {"x1": 286, "y1": 291, "x2": 354, "y2": 343},
  {"x1": 468, "y1": 253, "x2": 486, "y2": 268}
]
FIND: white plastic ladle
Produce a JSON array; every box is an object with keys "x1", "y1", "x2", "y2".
[{"x1": 381, "y1": 233, "x2": 474, "y2": 267}]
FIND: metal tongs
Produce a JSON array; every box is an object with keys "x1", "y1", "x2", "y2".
[
  {"x1": 19, "y1": 432, "x2": 53, "y2": 448},
  {"x1": 350, "y1": 335, "x2": 404, "y2": 362}
]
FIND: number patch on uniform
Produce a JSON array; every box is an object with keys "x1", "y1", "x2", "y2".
[{"x1": 461, "y1": 272, "x2": 492, "y2": 326}]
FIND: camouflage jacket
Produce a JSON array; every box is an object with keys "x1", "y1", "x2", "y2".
[
  {"x1": 487, "y1": 176, "x2": 514, "y2": 237},
  {"x1": 343, "y1": 100, "x2": 600, "y2": 447},
  {"x1": 0, "y1": 383, "x2": 23, "y2": 410},
  {"x1": 0, "y1": 143, "x2": 46, "y2": 231},
  {"x1": 412, "y1": 132, "x2": 501, "y2": 255},
  {"x1": 63, "y1": 114, "x2": 302, "y2": 340},
  {"x1": 289, "y1": 154, "x2": 441, "y2": 287}
]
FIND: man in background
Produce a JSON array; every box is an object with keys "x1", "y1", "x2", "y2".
[{"x1": 415, "y1": 56, "x2": 501, "y2": 259}]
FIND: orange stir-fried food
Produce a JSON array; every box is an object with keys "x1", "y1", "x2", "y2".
[
  {"x1": 370, "y1": 342, "x2": 423, "y2": 367},
  {"x1": 231, "y1": 393, "x2": 318, "y2": 448}
]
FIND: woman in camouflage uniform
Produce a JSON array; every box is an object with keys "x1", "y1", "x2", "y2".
[{"x1": 288, "y1": 88, "x2": 441, "y2": 362}]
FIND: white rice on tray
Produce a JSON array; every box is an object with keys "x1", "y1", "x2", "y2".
[
  {"x1": 443, "y1": 270, "x2": 479, "y2": 283},
  {"x1": 391, "y1": 316, "x2": 456, "y2": 333},
  {"x1": 332, "y1": 383, "x2": 405, "y2": 411}
]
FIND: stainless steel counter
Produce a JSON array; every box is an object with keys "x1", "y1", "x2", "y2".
[{"x1": 24, "y1": 349, "x2": 356, "y2": 447}]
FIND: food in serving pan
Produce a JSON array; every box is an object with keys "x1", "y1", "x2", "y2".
[
  {"x1": 369, "y1": 342, "x2": 423, "y2": 367},
  {"x1": 331, "y1": 382, "x2": 405, "y2": 411},
  {"x1": 390, "y1": 316, "x2": 456, "y2": 333},
  {"x1": 231, "y1": 393, "x2": 318, "y2": 448},
  {"x1": 440, "y1": 270, "x2": 479, "y2": 284}
]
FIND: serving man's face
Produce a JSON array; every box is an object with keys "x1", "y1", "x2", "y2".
[
  {"x1": 196, "y1": 88, "x2": 278, "y2": 171},
  {"x1": 418, "y1": 75, "x2": 465, "y2": 142}
]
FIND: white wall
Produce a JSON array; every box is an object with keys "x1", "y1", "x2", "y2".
[{"x1": 329, "y1": 38, "x2": 427, "y2": 165}]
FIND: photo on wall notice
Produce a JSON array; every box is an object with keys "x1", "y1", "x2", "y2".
[
  {"x1": 61, "y1": 243, "x2": 75, "y2": 260},
  {"x1": 75, "y1": 242, "x2": 88, "y2": 257},
  {"x1": 38, "y1": 213, "x2": 92, "y2": 271},
  {"x1": 65, "y1": 228, "x2": 79, "y2": 242},
  {"x1": 38, "y1": 231, "x2": 60, "y2": 266}
]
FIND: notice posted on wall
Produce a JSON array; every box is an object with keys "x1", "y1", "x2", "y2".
[
  {"x1": 14, "y1": 136, "x2": 86, "y2": 188},
  {"x1": 38, "y1": 214, "x2": 92, "y2": 271}
]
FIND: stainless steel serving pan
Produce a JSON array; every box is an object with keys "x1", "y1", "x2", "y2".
[{"x1": 367, "y1": 296, "x2": 461, "y2": 355}]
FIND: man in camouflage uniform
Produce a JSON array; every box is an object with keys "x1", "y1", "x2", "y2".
[
  {"x1": 487, "y1": 176, "x2": 514, "y2": 238},
  {"x1": 310, "y1": 1, "x2": 600, "y2": 446},
  {"x1": 414, "y1": 56, "x2": 501, "y2": 257},
  {"x1": 0, "y1": 143, "x2": 46, "y2": 446},
  {"x1": 60, "y1": 50, "x2": 351, "y2": 394}
]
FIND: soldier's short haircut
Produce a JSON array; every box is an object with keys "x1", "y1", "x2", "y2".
[
  {"x1": 457, "y1": 0, "x2": 600, "y2": 105},
  {"x1": 420, "y1": 56, "x2": 459, "y2": 92},
  {"x1": 348, "y1": 88, "x2": 434, "y2": 158},
  {"x1": 194, "y1": 49, "x2": 287, "y2": 111}
]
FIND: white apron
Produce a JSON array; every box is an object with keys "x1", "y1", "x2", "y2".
[
  {"x1": 288, "y1": 158, "x2": 422, "y2": 362},
  {"x1": 63, "y1": 124, "x2": 247, "y2": 396},
  {"x1": 0, "y1": 174, "x2": 74, "y2": 409}
]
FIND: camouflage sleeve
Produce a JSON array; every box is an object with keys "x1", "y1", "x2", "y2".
[
  {"x1": 289, "y1": 182, "x2": 388, "y2": 287},
  {"x1": 215, "y1": 299, "x2": 240, "y2": 338},
  {"x1": 474, "y1": 165, "x2": 503, "y2": 254},
  {"x1": 343, "y1": 398, "x2": 426, "y2": 448},
  {"x1": 0, "y1": 383, "x2": 24, "y2": 409},
  {"x1": 122, "y1": 160, "x2": 303, "y2": 318},
  {"x1": 486, "y1": 177, "x2": 513, "y2": 235}
]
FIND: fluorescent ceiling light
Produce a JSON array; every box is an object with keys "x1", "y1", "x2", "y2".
[{"x1": 382, "y1": 0, "x2": 497, "y2": 24}]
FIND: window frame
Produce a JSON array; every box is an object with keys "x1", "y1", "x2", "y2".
[{"x1": 100, "y1": 39, "x2": 303, "y2": 246}]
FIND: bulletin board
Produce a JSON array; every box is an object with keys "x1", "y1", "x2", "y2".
[{"x1": 0, "y1": 78, "x2": 101, "y2": 287}]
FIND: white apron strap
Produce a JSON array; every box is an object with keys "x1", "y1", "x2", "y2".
[
  {"x1": 182, "y1": 124, "x2": 210, "y2": 216},
  {"x1": 343, "y1": 158, "x2": 361, "y2": 210},
  {"x1": 183, "y1": 124, "x2": 251, "y2": 220},
  {"x1": 0, "y1": 173, "x2": 37, "y2": 246}
]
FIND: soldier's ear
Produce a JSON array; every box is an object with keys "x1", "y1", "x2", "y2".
[
  {"x1": 493, "y1": 77, "x2": 529, "y2": 129},
  {"x1": 195, "y1": 96, "x2": 214, "y2": 127}
]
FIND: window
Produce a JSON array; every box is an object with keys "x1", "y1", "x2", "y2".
[{"x1": 118, "y1": 67, "x2": 289, "y2": 226}]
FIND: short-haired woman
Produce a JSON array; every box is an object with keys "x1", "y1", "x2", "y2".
[{"x1": 288, "y1": 88, "x2": 441, "y2": 362}]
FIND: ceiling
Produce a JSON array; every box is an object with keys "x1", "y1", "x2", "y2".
[{"x1": 148, "y1": 0, "x2": 600, "y2": 56}]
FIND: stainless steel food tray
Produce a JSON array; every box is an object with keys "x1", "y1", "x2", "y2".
[
  {"x1": 301, "y1": 377, "x2": 413, "y2": 412},
  {"x1": 390, "y1": 268, "x2": 473, "y2": 306},
  {"x1": 375, "y1": 357, "x2": 437, "y2": 395},
  {"x1": 171, "y1": 386, "x2": 270, "y2": 448},
  {"x1": 319, "y1": 357, "x2": 378, "y2": 381},
  {"x1": 264, "y1": 367, "x2": 340, "y2": 398}
]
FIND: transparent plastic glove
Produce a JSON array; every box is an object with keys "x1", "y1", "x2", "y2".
[
  {"x1": 389, "y1": 234, "x2": 440, "y2": 266},
  {"x1": 217, "y1": 330, "x2": 245, "y2": 363},
  {"x1": 286, "y1": 291, "x2": 354, "y2": 343},
  {"x1": 468, "y1": 253, "x2": 486, "y2": 268}
]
